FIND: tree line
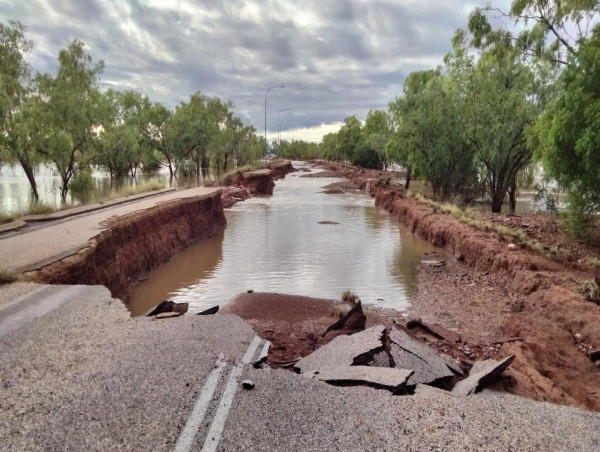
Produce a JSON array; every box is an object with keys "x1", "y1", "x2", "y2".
[
  {"x1": 0, "y1": 21, "x2": 264, "y2": 202},
  {"x1": 306, "y1": 1, "x2": 600, "y2": 239}
]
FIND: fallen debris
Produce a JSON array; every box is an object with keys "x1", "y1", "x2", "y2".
[
  {"x1": 321, "y1": 301, "x2": 366, "y2": 337},
  {"x1": 451, "y1": 355, "x2": 515, "y2": 396},
  {"x1": 242, "y1": 380, "x2": 255, "y2": 390},
  {"x1": 146, "y1": 300, "x2": 189, "y2": 317},
  {"x1": 388, "y1": 329, "x2": 458, "y2": 387},
  {"x1": 318, "y1": 220, "x2": 340, "y2": 225},
  {"x1": 197, "y1": 305, "x2": 219, "y2": 315},
  {"x1": 306, "y1": 366, "x2": 413, "y2": 394}
]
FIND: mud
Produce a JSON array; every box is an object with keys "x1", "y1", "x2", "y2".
[
  {"x1": 312, "y1": 161, "x2": 600, "y2": 411},
  {"x1": 23, "y1": 191, "x2": 226, "y2": 300}
]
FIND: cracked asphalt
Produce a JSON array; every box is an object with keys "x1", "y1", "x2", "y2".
[{"x1": 0, "y1": 284, "x2": 599, "y2": 451}]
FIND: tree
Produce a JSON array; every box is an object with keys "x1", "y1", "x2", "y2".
[
  {"x1": 0, "y1": 21, "x2": 41, "y2": 200},
  {"x1": 389, "y1": 70, "x2": 477, "y2": 200},
  {"x1": 452, "y1": 26, "x2": 538, "y2": 213},
  {"x1": 335, "y1": 116, "x2": 362, "y2": 162},
  {"x1": 535, "y1": 25, "x2": 600, "y2": 238},
  {"x1": 363, "y1": 110, "x2": 392, "y2": 169},
  {"x1": 36, "y1": 39, "x2": 104, "y2": 201},
  {"x1": 473, "y1": 1, "x2": 599, "y2": 66}
]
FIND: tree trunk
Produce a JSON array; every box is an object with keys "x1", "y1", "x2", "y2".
[
  {"x1": 491, "y1": 192, "x2": 503, "y2": 213},
  {"x1": 19, "y1": 158, "x2": 39, "y2": 201},
  {"x1": 404, "y1": 166, "x2": 412, "y2": 190},
  {"x1": 509, "y1": 179, "x2": 517, "y2": 213}
]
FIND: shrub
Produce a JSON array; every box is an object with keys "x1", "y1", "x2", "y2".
[
  {"x1": 0, "y1": 269, "x2": 17, "y2": 285},
  {"x1": 341, "y1": 290, "x2": 359, "y2": 304},
  {"x1": 70, "y1": 168, "x2": 93, "y2": 192}
]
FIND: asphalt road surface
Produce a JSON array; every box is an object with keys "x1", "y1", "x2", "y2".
[
  {"x1": 0, "y1": 187, "x2": 220, "y2": 272},
  {"x1": 1, "y1": 283, "x2": 599, "y2": 451}
]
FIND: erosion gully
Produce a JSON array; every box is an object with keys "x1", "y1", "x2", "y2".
[{"x1": 128, "y1": 161, "x2": 439, "y2": 316}]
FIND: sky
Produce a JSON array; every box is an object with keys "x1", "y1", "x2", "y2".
[{"x1": 0, "y1": 0, "x2": 512, "y2": 142}]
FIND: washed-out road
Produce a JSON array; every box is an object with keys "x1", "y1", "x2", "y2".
[{"x1": 0, "y1": 283, "x2": 599, "y2": 451}]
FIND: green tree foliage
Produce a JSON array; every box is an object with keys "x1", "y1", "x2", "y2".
[
  {"x1": 362, "y1": 110, "x2": 392, "y2": 169},
  {"x1": 335, "y1": 116, "x2": 362, "y2": 161},
  {"x1": 389, "y1": 70, "x2": 477, "y2": 200},
  {"x1": 0, "y1": 21, "x2": 41, "y2": 199},
  {"x1": 36, "y1": 39, "x2": 104, "y2": 201},
  {"x1": 535, "y1": 25, "x2": 600, "y2": 239}
]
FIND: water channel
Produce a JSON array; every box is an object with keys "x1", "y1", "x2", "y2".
[{"x1": 128, "y1": 162, "x2": 440, "y2": 316}]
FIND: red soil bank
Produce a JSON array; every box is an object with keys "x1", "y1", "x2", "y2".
[
  {"x1": 315, "y1": 161, "x2": 600, "y2": 411},
  {"x1": 24, "y1": 191, "x2": 226, "y2": 300}
]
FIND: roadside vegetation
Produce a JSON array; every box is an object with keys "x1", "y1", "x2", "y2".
[
  {"x1": 0, "y1": 21, "x2": 265, "y2": 207},
  {"x1": 0, "y1": 269, "x2": 17, "y2": 285}
]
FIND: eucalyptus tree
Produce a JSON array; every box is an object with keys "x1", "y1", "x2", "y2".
[
  {"x1": 0, "y1": 21, "x2": 41, "y2": 199},
  {"x1": 335, "y1": 116, "x2": 362, "y2": 162},
  {"x1": 535, "y1": 25, "x2": 600, "y2": 238},
  {"x1": 36, "y1": 39, "x2": 104, "y2": 201},
  {"x1": 389, "y1": 69, "x2": 477, "y2": 200},
  {"x1": 362, "y1": 110, "x2": 392, "y2": 169}
]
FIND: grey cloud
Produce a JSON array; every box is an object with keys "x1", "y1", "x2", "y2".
[{"x1": 0, "y1": 0, "x2": 494, "y2": 138}]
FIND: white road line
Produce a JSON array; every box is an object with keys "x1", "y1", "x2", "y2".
[
  {"x1": 201, "y1": 335, "x2": 262, "y2": 452},
  {"x1": 174, "y1": 354, "x2": 227, "y2": 452}
]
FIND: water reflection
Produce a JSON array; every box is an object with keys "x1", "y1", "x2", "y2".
[
  {"x1": 0, "y1": 164, "x2": 217, "y2": 215},
  {"x1": 128, "y1": 162, "x2": 441, "y2": 315}
]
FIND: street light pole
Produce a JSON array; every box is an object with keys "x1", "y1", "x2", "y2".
[
  {"x1": 278, "y1": 108, "x2": 292, "y2": 158},
  {"x1": 264, "y1": 85, "x2": 285, "y2": 165}
]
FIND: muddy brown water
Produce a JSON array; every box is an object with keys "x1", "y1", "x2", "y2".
[{"x1": 128, "y1": 162, "x2": 441, "y2": 316}]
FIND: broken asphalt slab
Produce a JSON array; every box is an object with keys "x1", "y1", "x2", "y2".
[
  {"x1": 295, "y1": 325, "x2": 386, "y2": 374},
  {"x1": 451, "y1": 355, "x2": 515, "y2": 396},
  {"x1": 389, "y1": 328, "x2": 460, "y2": 387},
  {"x1": 306, "y1": 366, "x2": 413, "y2": 393}
]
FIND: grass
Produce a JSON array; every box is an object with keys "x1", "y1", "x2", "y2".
[
  {"x1": 0, "y1": 212, "x2": 15, "y2": 224},
  {"x1": 0, "y1": 269, "x2": 17, "y2": 285},
  {"x1": 581, "y1": 279, "x2": 600, "y2": 305},
  {"x1": 118, "y1": 181, "x2": 165, "y2": 197},
  {"x1": 341, "y1": 289, "x2": 360, "y2": 304},
  {"x1": 407, "y1": 190, "x2": 578, "y2": 264}
]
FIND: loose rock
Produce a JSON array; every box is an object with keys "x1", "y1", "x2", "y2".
[
  {"x1": 155, "y1": 311, "x2": 184, "y2": 320},
  {"x1": 242, "y1": 380, "x2": 255, "y2": 390}
]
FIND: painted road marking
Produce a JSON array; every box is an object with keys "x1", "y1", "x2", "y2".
[
  {"x1": 174, "y1": 354, "x2": 227, "y2": 452},
  {"x1": 201, "y1": 335, "x2": 262, "y2": 452}
]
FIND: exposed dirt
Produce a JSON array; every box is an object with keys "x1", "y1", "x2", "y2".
[
  {"x1": 209, "y1": 160, "x2": 295, "y2": 207},
  {"x1": 311, "y1": 160, "x2": 600, "y2": 411},
  {"x1": 474, "y1": 211, "x2": 600, "y2": 273},
  {"x1": 23, "y1": 191, "x2": 226, "y2": 300}
]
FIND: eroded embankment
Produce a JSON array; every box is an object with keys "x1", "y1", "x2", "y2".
[
  {"x1": 23, "y1": 191, "x2": 226, "y2": 300},
  {"x1": 314, "y1": 161, "x2": 600, "y2": 411}
]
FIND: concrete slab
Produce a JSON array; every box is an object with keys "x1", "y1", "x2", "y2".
[
  {"x1": 389, "y1": 328, "x2": 455, "y2": 386},
  {"x1": 294, "y1": 325, "x2": 386, "y2": 374}
]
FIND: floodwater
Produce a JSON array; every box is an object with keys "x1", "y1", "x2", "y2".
[
  {"x1": 128, "y1": 162, "x2": 440, "y2": 316},
  {"x1": 0, "y1": 164, "x2": 214, "y2": 215}
]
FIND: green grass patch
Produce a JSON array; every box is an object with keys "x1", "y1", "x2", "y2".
[
  {"x1": 25, "y1": 202, "x2": 56, "y2": 216},
  {"x1": 118, "y1": 181, "x2": 165, "y2": 197},
  {"x1": 0, "y1": 212, "x2": 15, "y2": 224},
  {"x1": 0, "y1": 269, "x2": 17, "y2": 285}
]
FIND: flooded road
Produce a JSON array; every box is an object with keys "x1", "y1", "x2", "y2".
[{"x1": 128, "y1": 162, "x2": 440, "y2": 316}]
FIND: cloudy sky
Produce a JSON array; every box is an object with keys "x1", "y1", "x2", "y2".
[{"x1": 0, "y1": 0, "x2": 511, "y2": 142}]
